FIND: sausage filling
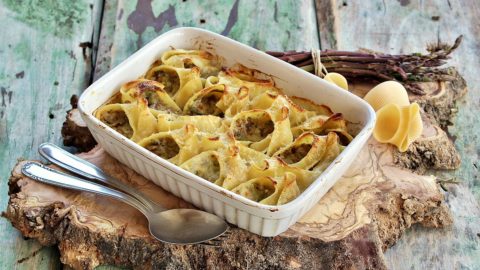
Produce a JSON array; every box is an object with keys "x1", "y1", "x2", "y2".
[
  {"x1": 233, "y1": 115, "x2": 274, "y2": 142},
  {"x1": 144, "y1": 137, "x2": 180, "y2": 159},
  {"x1": 187, "y1": 93, "x2": 222, "y2": 116},
  {"x1": 191, "y1": 155, "x2": 220, "y2": 182},
  {"x1": 152, "y1": 71, "x2": 180, "y2": 96},
  {"x1": 100, "y1": 111, "x2": 133, "y2": 138},
  {"x1": 277, "y1": 144, "x2": 312, "y2": 164}
]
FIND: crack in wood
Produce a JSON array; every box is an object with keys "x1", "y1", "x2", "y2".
[
  {"x1": 16, "y1": 246, "x2": 44, "y2": 264},
  {"x1": 1, "y1": 87, "x2": 13, "y2": 107}
]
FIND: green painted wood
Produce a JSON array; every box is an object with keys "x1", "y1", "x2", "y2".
[
  {"x1": 9, "y1": 0, "x2": 479, "y2": 269},
  {"x1": 91, "y1": 0, "x2": 317, "y2": 269},
  {"x1": 0, "y1": 0, "x2": 317, "y2": 269},
  {"x1": 320, "y1": 0, "x2": 480, "y2": 269},
  {"x1": 94, "y1": 0, "x2": 319, "y2": 79},
  {"x1": 0, "y1": 0, "x2": 104, "y2": 269}
]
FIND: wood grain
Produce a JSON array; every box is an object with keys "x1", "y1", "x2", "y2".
[
  {"x1": 314, "y1": 0, "x2": 338, "y2": 49},
  {"x1": 0, "y1": 0, "x2": 104, "y2": 269},
  {"x1": 94, "y1": 0, "x2": 319, "y2": 79},
  {"x1": 318, "y1": 0, "x2": 480, "y2": 269},
  {"x1": 1, "y1": 1, "x2": 320, "y2": 269}
]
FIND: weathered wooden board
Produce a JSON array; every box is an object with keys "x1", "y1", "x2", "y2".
[
  {"x1": 316, "y1": 0, "x2": 480, "y2": 269},
  {"x1": 1, "y1": 0, "x2": 320, "y2": 269},
  {"x1": 0, "y1": 0, "x2": 104, "y2": 269},
  {"x1": 54, "y1": 59, "x2": 463, "y2": 269},
  {"x1": 90, "y1": 1, "x2": 319, "y2": 269},
  {"x1": 6, "y1": 61, "x2": 464, "y2": 268},
  {"x1": 94, "y1": 0, "x2": 319, "y2": 79},
  {"x1": 2, "y1": 0, "x2": 479, "y2": 268},
  {"x1": 92, "y1": 2, "x2": 319, "y2": 267}
]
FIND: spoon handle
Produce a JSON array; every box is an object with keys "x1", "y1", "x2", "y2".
[
  {"x1": 38, "y1": 143, "x2": 164, "y2": 212},
  {"x1": 22, "y1": 162, "x2": 150, "y2": 216}
]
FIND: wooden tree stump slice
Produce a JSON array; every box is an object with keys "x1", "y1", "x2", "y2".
[
  {"x1": 2, "y1": 78, "x2": 462, "y2": 269},
  {"x1": 4, "y1": 138, "x2": 452, "y2": 270}
]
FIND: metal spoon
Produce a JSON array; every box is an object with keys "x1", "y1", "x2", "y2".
[
  {"x1": 38, "y1": 143, "x2": 161, "y2": 212},
  {"x1": 22, "y1": 162, "x2": 228, "y2": 245}
]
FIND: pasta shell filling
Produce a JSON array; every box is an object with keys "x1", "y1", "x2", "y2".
[
  {"x1": 183, "y1": 58, "x2": 197, "y2": 69},
  {"x1": 180, "y1": 151, "x2": 222, "y2": 183},
  {"x1": 145, "y1": 91, "x2": 165, "y2": 110},
  {"x1": 232, "y1": 177, "x2": 276, "y2": 202},
  {"x1": 138, "y1": 83, "x2": 171, "y2": 110},
  {"x1": 148, "y1": 69, "x2": 180, "y2": 96},
  {"x1": 232, "y1": 112, "x2": 274, "y2": 142},
  {"x1": 195, "y1": 94, "x2": 222, "y2": 115},
  {"x1": 123, "y1": 80, "x2": 180, "y2": 112},
  {"x1": 316, "y1": 113, "x2": 353, "y2": 144},
  {"x1": 184, "y1": 86, "x2": 224, "y2": 116},
  {"x1": 277, "y1": 143, "x2": 312, "y2": 164},
  {"x1": 194, "y1": 154, "x2": 221, "y2": 182},
  {"x1": 144, "y1": 136, "x2": 180, "y2": 159},
  {"x1": 99, "y1": 110, "x2": 133, "y2": 138}
]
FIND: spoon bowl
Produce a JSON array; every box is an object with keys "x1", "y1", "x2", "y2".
[{"x1": 149, "y1": 209, "x2": 229, "y2": 244}]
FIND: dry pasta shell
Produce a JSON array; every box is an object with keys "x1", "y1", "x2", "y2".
[
  {"x1": 363, "y1": 81, "x2": 410, "y2": 111},
  {"x1": 324, "y1": 72, "x2": 348, "y2": 90},
  {"x1": 373, "y1": 102, "x2": 423, "y2": 152}
]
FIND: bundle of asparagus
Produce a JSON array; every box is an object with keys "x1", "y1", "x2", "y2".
[{"x1": 267, "y1": 35, "x2": 462, "y2": 95}]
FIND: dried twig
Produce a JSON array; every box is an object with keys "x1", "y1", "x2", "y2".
[{"x1": 436, "y1": 177, "x2": 462, "y2": 191}]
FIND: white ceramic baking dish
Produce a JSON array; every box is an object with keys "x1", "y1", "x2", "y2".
[{"x1": 78, "y1": 27, "x2": 375, "y2": 237}]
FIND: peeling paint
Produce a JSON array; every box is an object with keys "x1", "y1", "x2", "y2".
[
  {"x1": 1, "y1": 87, "x2": 13, "y2": 107},
  {"x1": 221, "y1": 0, "x2": 239, "y2": 36},
  {"x1": 15, "y1": 71, "x2": 24, "y2": 79},
  {"x1": 397, "y1": 0, "x2": 410, "y2": 6},
  {"x1": 127, "y1": 1, "x2": 178, "y2": 48}
]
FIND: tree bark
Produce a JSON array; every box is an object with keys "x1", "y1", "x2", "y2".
[{"x1": 61, "y1": 95, "x2": 96, "y2": 152}]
